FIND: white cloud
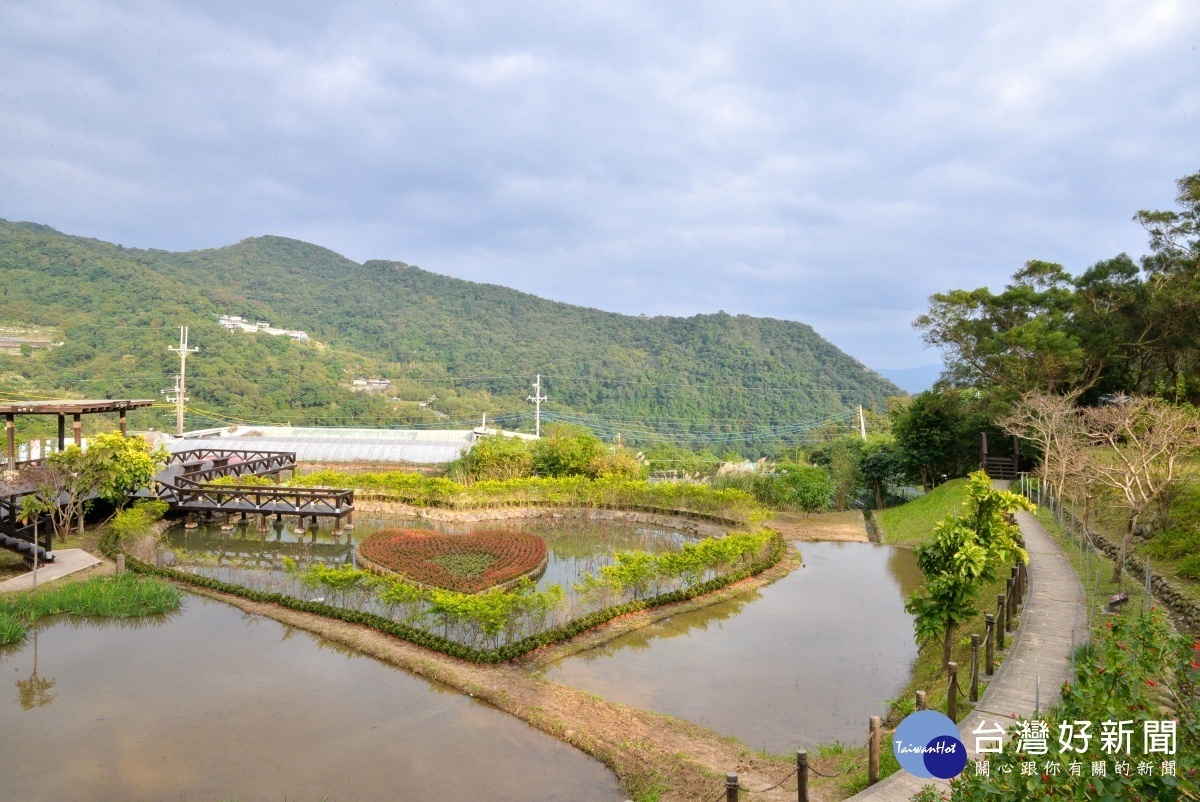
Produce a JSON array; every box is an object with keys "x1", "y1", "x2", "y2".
[{"x1": 0, "y1": 0, "x2": 1196, "y2": 371}]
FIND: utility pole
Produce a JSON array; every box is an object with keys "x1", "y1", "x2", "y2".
[
  {"x1": 858, "y1": 405, "x2": 867, "y2": 440},
  {"x1": 527, "y1": 374, "x2": 547, "y2": 437},
  {"x1": 168, "y1": 326, "x2": 198, "y2": 436}
]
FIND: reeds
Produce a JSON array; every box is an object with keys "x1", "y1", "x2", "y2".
[{"x1": 0, "y1": 574, "x2": 182, "y2": 644}]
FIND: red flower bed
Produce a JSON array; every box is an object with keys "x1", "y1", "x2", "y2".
[{"x1": 359, "y1": 529, "x2": 548, "y2": 593}]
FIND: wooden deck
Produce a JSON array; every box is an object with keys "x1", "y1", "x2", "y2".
[{"x1": 846, "y1": 506, "x2": 1087, "y2": 800}]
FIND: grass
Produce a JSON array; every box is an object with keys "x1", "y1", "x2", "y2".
[
  {"x1": 0, "y1": 573, "x2": 182, "y2": 645},
  {"x1": 876, "y1": 479, "x2": 970, "y2": 547}
]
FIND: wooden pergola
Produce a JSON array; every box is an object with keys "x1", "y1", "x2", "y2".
[{"x1": 1, "y1": 399, "x2": 155, "y2": 470}]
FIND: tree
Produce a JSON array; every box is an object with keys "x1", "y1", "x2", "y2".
[
  {"x1": 1079, "y1": 398, "x2": 1200, "y2": 582},
  {"x1": 17, "y1": 494, "x2": 54, "y2": 588},
  {"x1": 905, "y1": 472, "x2": 1031, "y2": 667},
  {"x1": 998, "y1": 392, "x2": 1087, "y2": 508},
  {"x1": 859, "y1": 434, "x2": 904, "y2": 509},
  {"x1": 915, "y1": 260, "x2": 1103, "y2": 396},
  {"x1": 85, "y1": 432, "x2": 167, "y2": 508},
  {"x1": 892, "y1": 390, "x2": 984, "y2": 490},
  {"x1": 532, "y1": 425, "x2": 604, "y2": 477},
  {"x1": 810, "y1": 436, "x2": 863, "y2": 511},
  {"x1": 457, "y1": 434, "x2": 534, "y2": 481}
]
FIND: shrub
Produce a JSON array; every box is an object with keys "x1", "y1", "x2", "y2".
[
  {"x1": 108, "y1": 499, "x2": 170, "y2": 540},
  {"x1": 532, "y1": 424, "x2": 604, "y2": 477},
  {"x1": 455, "y1": 434, "x2": 534, "y2": 481}
]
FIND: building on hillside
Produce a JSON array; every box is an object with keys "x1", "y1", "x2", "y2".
[{"x1": 218, "y1": 315, "x2": 309, "y2": 342}]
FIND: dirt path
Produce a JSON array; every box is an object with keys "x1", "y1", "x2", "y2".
[
  {"x1": 768, "y1": 510, "x2": 869, "y2": 543},
  {"x1": 182, "y1": 558, "x2": 849, "y2": 802}
]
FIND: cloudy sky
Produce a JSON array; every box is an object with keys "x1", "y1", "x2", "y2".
[{"x1": 2, "y1": 1, "x2": 1197, "y2": 374}]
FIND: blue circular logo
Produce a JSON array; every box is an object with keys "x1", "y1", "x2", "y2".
[{"x1": 892, "y1": 711, "x2": 967, "y2": 779}]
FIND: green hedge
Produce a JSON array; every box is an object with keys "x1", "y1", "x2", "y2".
[
  {"x1": 101, "y1": 526, "x2": 786, "y2": 663},
  {"x1": 290, "y1": 471, "x2": 766, "y2": 523}
]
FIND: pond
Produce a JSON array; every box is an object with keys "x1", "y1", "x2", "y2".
[
  {"x1": 163, "y1": 513, "x2": 695, "y2": 592},
  {"x1": 0, "y1": 594, "x2": 621, "y2": 801},
  {"x1": 539, "y1": 541, "x2": 923, "y2": 753}
]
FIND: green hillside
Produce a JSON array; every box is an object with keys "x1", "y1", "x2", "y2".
[{"x1": 0, "y1": 219, "x2": 900, "y2": 450}]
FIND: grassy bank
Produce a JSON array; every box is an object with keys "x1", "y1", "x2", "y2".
[
  {"x1": 289, "y1": 471, "x2": 767, "y2": 523},
  {"x1": 0, "y1": 573, "x2": 182, "y2": 645},
  {"x1": 875, "y1": 479, "x2": 969, "y2": 547}
]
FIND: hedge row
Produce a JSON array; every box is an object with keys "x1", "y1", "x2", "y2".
[{"x1": 101, "y1": 527, "x2": 787, "y2": 664}]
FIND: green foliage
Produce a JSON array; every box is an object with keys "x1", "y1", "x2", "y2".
[
  {"x1": 431, "y1": 552, "x2": 497, "y2": 578},
  {"x1": 643, "y1": 442, "x2": 720, "y2": 475},
  {"x1": 207, "y1": 474, "x2": 278, "y2": 487},
  {"x1": 84, "y1": 432, "x2": 167, "y2": 507},
  {"x1": 810, "y1": 436, "x2": 864, "y2": 511},
  {"x1": 905, "y1": 472, "x2": 1032, "y2": 665},
  {"x1": 591, "y1": 531, "x2": 774, "y2": 601},
  {"x1": 712, "y1": 464, "x2": 831, "y2": 512},
  {"x1": 108, "y1": 499, "x2": 169, "y2": 540},
  {"x1": 532, "y1": 424, "x2": 604, "y2": 477},
  {"x1": 0, "y1": 219, "x2": 898, "y2": 442},
  {"x1": 291, "y1": 470, "x2": 765, "y2": 521},
  {"x1": 455, "y1": 434, "x2": 535, "y2": 480},
  {"x1": 859, "y1": 433, "x2": 905, "y2": 509},
  {"x1": 950, "y1": 608, "x2": 1198, "y2": 800},
  {"x1": 892, "y1": 390, "x2": 989, "y2": 490},
  {"x1": 0, "y1": 574, "x2": 181, "y2": 643}
]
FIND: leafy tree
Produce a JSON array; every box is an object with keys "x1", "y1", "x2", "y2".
[
  {"x1": 859, "y1": 433, "x2": 904, "y2": 509},
  {"x1": 810, "y1": 436, "x2": 864, "y2": 511},
  {"x1": 892, "y1": 390, "x2": 986, "y2": 490},
  {"x1": 85, "y1": 432, "x2": 168, "y2": 508},
  {"x1": 531, "y1": 425, "x2": 604, "y2": 477},
  {"x1": 905, "y1": 472, "x2": 1031, "y2": 667},
  {"x1": 455, "y1": 434, "x2": 534, "y2": 481}
]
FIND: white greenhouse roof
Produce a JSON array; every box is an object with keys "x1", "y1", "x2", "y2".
[{"x1": 171, "y1": 426, "x2": 478, "y2": 464}]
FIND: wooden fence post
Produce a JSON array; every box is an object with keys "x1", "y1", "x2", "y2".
[
  {"x1": 916, "y1": 690, "x2": 927, "y2": 710},
  {"x1": 726, "y1": 772, "x2": 739, "y2": 802},
  {"x1": 947, "y1": 662, "x2": 959, "y2": 722},
  {"x1": 868, "y1": 716, "x2": 881, "y2": 785},
  {"x1": 116, "y1": 554, "x2": 125, "y2": 575},
  {"x1": 985, "y1": 614, "x2": 995, "y2": 675},
  {"x1": 1006, "y1": 578, "x2": 1016, "y2": 631},
  {"x1": 797, "y1": 749, "x2": 808, "y2": 802},
  {"x1": 970, "y1": 634, "x2": 980, "y2": 701},
  {"x1": 996, "y1": 594, "x2": 1006, "y2": 649}
]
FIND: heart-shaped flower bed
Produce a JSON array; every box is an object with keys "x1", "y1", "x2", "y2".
[{"x1": 358, "y1": 529, "x2": 548, "y2": 593}]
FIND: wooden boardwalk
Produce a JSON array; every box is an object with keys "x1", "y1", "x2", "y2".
[{"x1": 846, "y1": 506, "x2": 1087, "y2": 801}]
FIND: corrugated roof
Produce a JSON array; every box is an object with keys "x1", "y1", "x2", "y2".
[{"x1": 171, "y1": 426, "x2": 475, "y2": 464}]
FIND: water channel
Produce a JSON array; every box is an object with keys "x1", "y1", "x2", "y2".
[
  {"x1": 0, "y1": 595, "x2": 621, "y2": 801},
  {"x1": 540, "y1": 541, "x2": 922, "y2": 753}
]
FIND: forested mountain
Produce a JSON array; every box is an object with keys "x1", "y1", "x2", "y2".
[{"x1": 0, "y1": 219, "x2": 899, "y2": 449}]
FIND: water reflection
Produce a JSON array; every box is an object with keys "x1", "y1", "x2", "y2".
[
  {"x1": 0, "y1": 594, "x2": 621, "y2": 801},
  {"x1": 542, "y1": 542, "x2": 922, "y2": 753}
]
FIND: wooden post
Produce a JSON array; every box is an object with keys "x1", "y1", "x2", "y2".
[
  {"x1": 997, "y1": 594, "x2": 1006, "y2": 649},
  {"x1": 868, "y1": 716, "x2": 881, "y2": 785},
  {"x1": 119, "y1": 409, "x2": 128, "y2": 436},
  {"x1": 947, "y1": 662, "x2": 959, "y2": 721},
  {"x1": 155, "y1": 547, "x2": 164, "y2": 569},
  {"x1": 797, "y1": 749, "x2": 808, "y2": 802},
  {"x1": 72, "y1": 413, "x2": 82, "y2": 446},
  {"x1": 116, "y1": 554, "x2": 126, "y2": 575},
  {"x1": 57, "y1": 414, "x2": 65, "y2": 451},
  {"x1": 1006, "y1": 578, "x2": 1016, "y2": 628},
  {"x1": 985, "y1": 614, "x2": 996, "y2": 674},
  {"x1": 970, "y1": 634, "x2": 980, "y2": 701},
  {"x1": 726, "y1": 772, "x2": 739, "y2": 802},
  {"x1": 916, "y1": 690, "x2": 927, "y2": 710},
  {"x1": 5, "y1": 412, "x2": 14, "y2": 470}
]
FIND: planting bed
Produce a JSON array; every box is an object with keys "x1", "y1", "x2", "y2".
[{"x1": 358, "y1": 528, "x2": 548, "y2": 592}]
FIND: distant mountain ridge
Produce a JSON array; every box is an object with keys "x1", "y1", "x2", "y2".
[{"x1": 0, "y1": 219, "x2": 901, "y2": 448}]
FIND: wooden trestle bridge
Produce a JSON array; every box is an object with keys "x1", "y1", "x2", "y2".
[{"x1": 156, "y1": 449, "x2": 356, "y2": 530}]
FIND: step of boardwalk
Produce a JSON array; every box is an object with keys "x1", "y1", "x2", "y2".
[{"x1": 846, "y1": 503, "x2": 1087, "y2": 800}]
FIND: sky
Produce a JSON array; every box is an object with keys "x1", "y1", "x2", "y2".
[{"x1": 1, "y1": 1, "x2": 1197, "y2": 375}]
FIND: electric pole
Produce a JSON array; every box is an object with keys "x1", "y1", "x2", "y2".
[
  {"x1": 527, "y1": 373, "x2": 547, "y2": 437},
  {"x1": 858, "y1": 405, "x2": 867, "y2": 440},
  {"x1": 168, "y1": 326, "x2": 198, "y2": 436}
]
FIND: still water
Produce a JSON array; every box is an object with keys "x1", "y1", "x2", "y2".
[
  {"x1": 164, "y1": 514, "x2": 694, "y2": 592},
  {"x1": 540, "y1": 541, "x2": 922, "y2": 753},
  {"x1": 0, "y1": 595, "x2": 621, "y2": 801}
]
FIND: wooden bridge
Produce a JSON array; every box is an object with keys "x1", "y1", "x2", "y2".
[{"x1": 156, "y1": 448, "x2": 355, "y2": 529}]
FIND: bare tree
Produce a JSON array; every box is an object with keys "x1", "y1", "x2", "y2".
[
  {"x1": 999, "y1": 392, "x2": 1088, "y2": 506},
  {"x1": 1080, "y1": 398, "x2": 1200, "y2": 581}
]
